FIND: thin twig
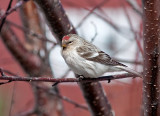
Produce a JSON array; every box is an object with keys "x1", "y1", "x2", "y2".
[
  {"x1": 0, "y1": 0, "x2": 30, "y2": 21},
  {"x1": 0, "y1": 0, "x2": 13, "y2": 32},
  {"x1": 0, "y1": 73, "x2": 141, "y2": 84},
  {"x1": 14, "y1": 109, "x2": 35, "y2": 116},
  {"x1": 0, "y1": 81, "x2": 11, "y2": 85},
  {"x1": 37, "y1": 86, "x2": 89, "y2": 111},
  {"x1": 9, "y1": 82, "x2": 16, "y2": 116},
  {"x1": 90, "y1": 22, "x2": 98, "y2": 43},
  {"x1": 113, "y1": 58, "x2": 142, "y2": 65},
  {"x1": 0, "y1": 68, "x2": 12, "y2": 85},
  {"x1": 125, "y1": 0, "x2": 142, "y2": 16},
  {"x1": 1, "y1": 69, "x2": 17, "y2": 76},
  {"x1": 83, "y1": 7, "x2": 120, "y2": 32},
  {"x1": 6, "y1": 20, "x2": 56, "y2": 44},
  {"x1": 76, "y1": 0, "x2": 109, "y2": 28},
  {"x1": 0, "y1": 68, "x2": 5, "y2": 76},
  {"x1": 83, "y1": 7, "x2": 133, "y2": 41},
  {"x1": 122, "y1": 4, "x2": 143, "y2": 55}
]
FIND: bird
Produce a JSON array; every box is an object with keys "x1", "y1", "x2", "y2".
[{"x1": 61, "y1": 34, "x2": 142, "y2": 78}]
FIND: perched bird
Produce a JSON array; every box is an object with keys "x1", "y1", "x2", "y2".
[{"x1": 61, "y1": 34, "x2": 142, "y2": 78}]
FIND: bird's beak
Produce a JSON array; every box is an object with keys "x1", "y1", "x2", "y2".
[{"x1": 62, "y1": 44, "x2": 67, "y2": 48}]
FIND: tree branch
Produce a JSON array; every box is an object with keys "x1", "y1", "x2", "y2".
[
  {"x1": 0, "y1": 22, "x2": 43, "y2": 76},
  {"x1": 0, "y1": 0, "x2": 13, "y2": 32},
  {"x1": 0, "y1": 73, "x2": 140, "y2": 84},
  {"x1": 125, "y1": 0, "x2": 142, "y2": 16},
  {"x1": 0, "y1": 0, "x2": 29, "y2": 21},
  {"x1": 1, "y1": 1, "x2": 65, "y2": 115},
  {"x1": 34, "y1": 0, "x2": 76, "y2": 44},
  {"x1": 6, "y1": 20, "x2": 56, "y2": 44},
  {"x1": 143, "y1": 0, "x2": 160, "y2": 115},
  {"x1": 76, "y1": 0, "x2": 109, "y2": 28},
  {"x1": 36, "y1": 85, "x2": 89, "y2": 111}
]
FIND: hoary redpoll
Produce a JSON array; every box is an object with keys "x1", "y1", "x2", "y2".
[{"x1": 61, "y1": 34, "x2": 142, "y2": 78}]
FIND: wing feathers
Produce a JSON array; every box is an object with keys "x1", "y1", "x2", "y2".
[
  {"x1": 114, "y1": 65, "x2": 143, "y2": 77},
  {"x1": 76, "y1": 46, "x2": 125, "y2": 66},
  {"x1": 76, "y1": 46, "x2": 142, "y2": 77}
]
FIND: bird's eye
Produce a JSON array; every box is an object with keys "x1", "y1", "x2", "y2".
[{"x1": 68, "y1": 41, "x2": 73, "y2": 44}]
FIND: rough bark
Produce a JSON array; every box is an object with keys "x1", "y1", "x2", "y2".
[
  {"x1": 18, "y1": 1, "x2": 65, "y2": 116},
  {"x1": 34, "y1": 0, "x2": 113, "y2": 115},
  {"x1": 0, "y1": 1, "x2": 64, "y2": 115},
  {"x1": 34, "y1": 0, "x2": 76, "y2": 44},
  {"x1": 0, "y1": 23, "x2": 44, "y2": 76},
  {"x1": 0, "y1": 22, "x2": 64, "y2": 116},
  {"x1": 19, "y1": 0, "x2": 44, "y2": 54},
  {"x1": 79, "y1": 82, "x2": 113, "y2": 116},
  {"x1": 142, "y1": 0, "x2": 160, "y2": 116}
]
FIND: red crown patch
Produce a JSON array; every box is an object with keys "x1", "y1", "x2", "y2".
[{"x1": 62, "y1": 35, "x2": 70, "y2": 40}]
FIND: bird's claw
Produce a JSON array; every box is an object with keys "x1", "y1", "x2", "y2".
[
  {"x1": 108, "y1": 79, "x2": 111, "y2": 83},
  {"x1": 78, "y1": 75, "x2": 86, "y2": 81},
  {"x1": 52, "y1": 82, "x2": 59, "y2": 86}
]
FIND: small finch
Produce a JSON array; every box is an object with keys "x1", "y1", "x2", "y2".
[{"x1": 61, "y1": 34, "x2": 142, "y2": 78}]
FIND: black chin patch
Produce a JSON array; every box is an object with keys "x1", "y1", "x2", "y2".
[{"x1": 63, "y1": 47, "x2": 67, "y2": 50}]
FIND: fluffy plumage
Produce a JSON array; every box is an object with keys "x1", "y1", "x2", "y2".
[{"x1": 61, "y1": 34, "x2": 142, "y2": 78}]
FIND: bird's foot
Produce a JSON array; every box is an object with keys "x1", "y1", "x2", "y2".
[
  {"x1": 52, "y1": 82, "x2": 59, "y2": 86},
  {"x1": 77, "y1": 75, "x2": 86, "y2": 81},
  {"x1": 78, "y1": 75, "x2": 84, "y2": 78},
  {"x1": 108, "y1": 79, "x2": 111, "y2": 83}
]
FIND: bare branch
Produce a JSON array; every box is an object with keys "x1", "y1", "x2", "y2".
[
  {"x1": 33, "y1": 0, "x2": 114, "y2": 115},
  {"x1": 90, "y1": 22, "x2": 98, "y2": 43},
  {"x1": 37, "y1": 86, "x2": 89, "y2": 111},
  {"x1": 0, "y1": 0, "x2": 13, "y2": 32},
  {"x1": 84, "y1": 7, "x2": 132, "y2": 41},
  {"x1": 76, "y1": 0, "x2": 109, "y2": 28},
  {"x1": 1, "y1": 68, "x2": 89, "y2": 112},
  {"x1": 9, "y1": 82, "x2": 16, "y2": 116},
  {"x1": 1, "y1": 2, "x2": 64, "y2": 115},
  {"x1": 142, "y1": 0, "x2": 160, "y2": 115},
  {"x1": 0, "y1": 68, "x2": 11, "y2": 85},
  {"x1": 113, "y1": 58, "x2": 142, "y2": 65},
  {"x1": 6, "y1": 20, "x2": 56, "y2": 44},
  {"x1": 0, "y1": 73, "x2": 141, "y2": 84},
  {"x1": 0, "y1": 22, "x2": 44, "y2": 76},
  {"x1": 0, "y1": 0, "x2": 30, "y2": 21},
  {"x1": 122, "y1": 4, "x2": 143, "y2": 55},
  {"x1": 125, "y1": 0, "x2": 142, "y2": 16},
  {"x1": 34, "y1": 0, "x2": 76, "y2": 43}
]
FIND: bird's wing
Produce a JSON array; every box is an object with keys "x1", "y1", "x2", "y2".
[{"x1": 76, "y1": 46, "x2": 126, "y2": 66}]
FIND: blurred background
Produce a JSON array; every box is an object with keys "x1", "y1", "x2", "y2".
[{"x1": 0, "y1": 0, "x2": 143, "y2": 116}]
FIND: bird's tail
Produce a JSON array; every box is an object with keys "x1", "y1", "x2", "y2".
[{"x1": 114, "y1": 66, "x2": 143, "y2": 78}]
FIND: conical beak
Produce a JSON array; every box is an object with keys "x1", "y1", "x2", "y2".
[{"x1": 62, "y1": 44, "x2": 67, "y2": 48}]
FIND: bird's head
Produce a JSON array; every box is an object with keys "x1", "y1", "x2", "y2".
[{"x1": 62, "y1": 34, "x2": 82, "y2": 49}]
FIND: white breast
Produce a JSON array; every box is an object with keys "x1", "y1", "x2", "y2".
[{"x1": 62, "y1": 48, "x2": 109, "y2": 78}]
